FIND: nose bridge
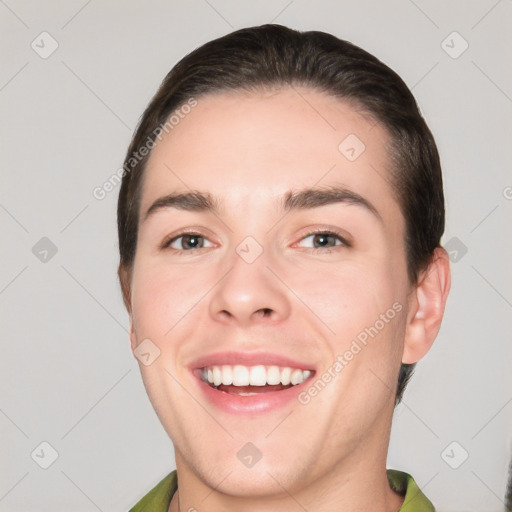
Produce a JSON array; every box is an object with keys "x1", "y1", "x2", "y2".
[{"x1": 208, "y1": 231, "x2": 291, "y2": 325}]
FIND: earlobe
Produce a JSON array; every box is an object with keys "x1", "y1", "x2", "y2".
[{"x1": 402, "y1": 247, "x2": 451, "y2": 364}]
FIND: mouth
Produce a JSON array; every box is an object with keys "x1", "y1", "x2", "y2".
[
  {"x1": 190, "y1": 352, "x2": 316, "y2": 414},
  {"x1": 197, "y1": 364, "x2": 314, "y2": 396}
]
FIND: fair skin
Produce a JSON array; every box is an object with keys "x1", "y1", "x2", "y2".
[{"x1": 120, "y1": 87, "x2": 450, "y2": 512}]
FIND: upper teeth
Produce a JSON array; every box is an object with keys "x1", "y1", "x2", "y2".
[{"x1": 201, "y1": 365, "x2": 312, "y2": 387}]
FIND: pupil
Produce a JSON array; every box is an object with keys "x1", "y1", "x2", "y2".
[
  {"x1": 315, "y1": 234, "x2": 333, "y2": 247},
  {"x1": 184, "y1": 235, "x2": 201, "y2": 249}
]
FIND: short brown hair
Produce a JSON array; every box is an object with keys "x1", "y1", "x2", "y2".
[{"x1": 117, "y1": 24, "x2": 445, "y2": 404}]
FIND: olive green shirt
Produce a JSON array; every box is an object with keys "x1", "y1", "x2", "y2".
[{"x1": 129, "y1": 469, "x2": 435, "y2": 511}]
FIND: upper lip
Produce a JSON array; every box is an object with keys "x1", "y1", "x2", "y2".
[{"x1": 189, "y1": 351, "x2": 316, "y2": 371}]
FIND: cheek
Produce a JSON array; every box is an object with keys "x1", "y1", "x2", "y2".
[
  {"x1": 300, "y1": 256, "x2": 408, "y2": 392},
  {"x1": 130, "y1": 265, "x2": 196, "y2": 410},
  {"x1": 301, "y1": 260, "x2": 398, "y2": 334},
  {"x1": 130, "y1": 262, "x2": 189, "y2": 341}
]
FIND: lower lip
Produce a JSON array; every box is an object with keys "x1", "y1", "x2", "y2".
[{"x1": 194, "y1": 374, "x2": 312, "y2": 415}]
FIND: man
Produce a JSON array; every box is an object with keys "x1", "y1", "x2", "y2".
[{"x1": 117, "y1": 24, "x2": 451, "y2": 511}]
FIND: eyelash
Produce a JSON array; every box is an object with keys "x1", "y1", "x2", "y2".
[
  {"x1": 161, "y1": 229, "x2": 351, "y2": 254},
  {"x1": 295, "y1": 229, "x2": 351, "y2": 253}
]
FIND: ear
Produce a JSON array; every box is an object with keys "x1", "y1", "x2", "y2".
[
  {"x1": 118, "y1": 264, "x2": 138, "y2": 352},
  {"x1": 402, "y1": 247, "x2": 451, "y2": 364}
]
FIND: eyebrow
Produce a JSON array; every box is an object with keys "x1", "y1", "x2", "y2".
[
  {"x1": 142, "y1": 185, "x2": 382, "y2": 223},
  {"x1": 283, "y1": 185, "x2": 381, "y2": 221},
  {"x1": 143, "y1": 191, "x2": 221, "y2": 222}
]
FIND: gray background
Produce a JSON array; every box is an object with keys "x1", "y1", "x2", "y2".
[{"x1": 1, "y1": 1, "x2": 511, "y2": 511}]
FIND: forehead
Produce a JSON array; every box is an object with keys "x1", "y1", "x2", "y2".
[{"x1": 139, "y1": 87, "x2": 401, "y2": 226}]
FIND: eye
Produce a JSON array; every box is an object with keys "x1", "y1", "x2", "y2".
[
  {"x1": 162, "y1": 232, "x2": 214, "y2": 252},
  {"x1": 296, "y1": 230, "x2": 350, "y2": 251}
]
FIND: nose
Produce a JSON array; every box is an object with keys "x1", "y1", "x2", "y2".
[{"x1": 208, "y1": 244, "x2": 292, "y2": 328}]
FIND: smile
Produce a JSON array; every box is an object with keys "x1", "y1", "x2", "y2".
[
  {"x1": 190, "y1": 352, "x2": 316, "y2": 414},
  {"x1": 200, "y1": 364, "x2": 313, "y2": 395}
]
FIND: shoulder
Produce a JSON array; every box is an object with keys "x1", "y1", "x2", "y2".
[
  {"x1": 387, "y1": 469, "x2": 435, "y2": 512},
  {"x1": 129, "y1": 470, "x2": 177, "y2": 512}
]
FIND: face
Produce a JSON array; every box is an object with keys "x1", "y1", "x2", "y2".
[{"x1": 127, "y1": 88, "x2": 414, "y2": 497}]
